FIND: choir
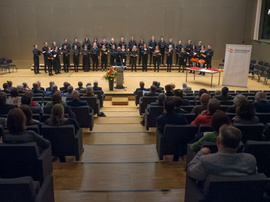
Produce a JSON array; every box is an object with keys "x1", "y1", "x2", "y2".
[{"x1": 32, "y1": 37, "x2": 214, "y2": 75}]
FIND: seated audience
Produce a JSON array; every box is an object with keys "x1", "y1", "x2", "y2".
[
  {"x1": 67, "y1": 90, "x2": 92, "y2": 113},
  {"x1": 156, "y1": 97, "x2": 187, "y2": 132},
  {"x1": 79, "y1": 82, "x2": 91, "y2": 94},
  {"x1": 83, "y1": 86, "x2": 98, "y2": 98},
  {"x1": 191, "y1": 93, "x2": 210, "y2": 116},
  {"x1": 187, "y1": 125, "x2": 257, "y2": 181},
  {"x1": 252, "y1": 92, "x2": 270, "y2": 113},
  {"x1": 46, "y1": 81, "x2": 55, "y2": 92},
  {"x1": 21, "y1": 92, "x2": 42, "y2": 114},
  {"x1": 7, "y1": 81, "x2": 13, "y2": 91},
  {"x1": 45, "y1": 84, "x2": 58, "y2": 97},
  {"x1": 215, "y1": 87, "x2": 233, "y2": 101},
  {"x1": 2, "y1": 108, "x2": 50, "y2": 152},
  {"x1": 36, "y1": 81, "x2": 45, "y2": 91},
  {"x1": 75, "y1": 81, "x2": 85, "y2": 92},
  {"x1": 17, "y1": 85, "x2": 24, "y2": 93},
  {"x1": 32, "y1": 82, "x2": 44, "y2": 95},
  {"x1": 214, "y1": 89, "x2": 221, "y2": 97},
  {"x1": 194, "y1": 88, "x2": 208, "y2": 103},
  {"x1": 170, "y1": 83, "x2": 176, "y2": 91},
  {"x1": 191, "y1": 98, "x2": 220, "y2": 127},
  {"x1": 63, "y1": 85, "x2": 73, "y2": 97},
  {"x1": 182, "y1": 83, "x2": 192, "y2": 92},
  {"x1": 233, "y1": 100, "x2": 259, "y2": 124},
  {"x1": 226, "y1": 94, "x2": 247, "y2": 113},
  {"x1": 93, "y1": 80, "x2": 105, "y2": 99},
  {"x1": 144, "y1": 85, "x2": 159, "y2": 96},
  {"x1": 44, "y1": 91, "x2": 76, "y2": 119},
  {"x1": 134, "y1": 81, "x2": 148, "y2": 95},
  {"x1": 22, "y1": 82, "x2": 31, "y2": 91},
  {"x1": 6, "y1": 87, "x2": 21, "y2": 107},
  {"x1": 165, "y1": 84, "x2": 174, "y2": 96},
  {"x1": 174, "y1": 97, "x2": 188, "y2": 113},
  {"x1": 20, "y1": 105, "x2": 43, "y2": 128},
  {"x1": 60, "y1": 82, "x2": 70, "y2": 93},
  {"x1": 0, "y1": 92, "x2": 15, "y2": 114},
  {"x1": 156, "y1": 81, "x2": 164, "y2": 92},
  {"x1": 190, "y1": 110, "x2": 231, "y2": 152},
  {"x1": 44, "y1": 104, "x2": 80, "y2": 133},
  {"x1": 174, "y1": 89, "x2": 190, "y2": 106},
  {"x1": 1, "y1": 83, "x2": 10, "y2": 93}
]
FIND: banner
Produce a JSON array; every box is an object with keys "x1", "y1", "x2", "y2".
[{"x1": 222, "y1": 44, "x2": 252, "y2": 87}]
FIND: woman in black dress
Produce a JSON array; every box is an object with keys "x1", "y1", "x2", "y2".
[
  {"x1": 130, "y1": 45, "x2": 138, "y2": 72},
  {"x1": 100, "y1": 45, "x2": 108, "y2": 71},
  {"x1": 178, "y1": 47, "x2": 187, "y2": 72},
  {"x1": 153, "y1": 46, "x2": 161, "y2": 72},
  {"x1": 141, "y1": 43, "x2": 149, "y2": 72},
  {"x1": 166, "y1": 45, "x2": 173, "y2": 72},
  {"x1": 91, "y1": 42, "x2": 99, "y2": 71},
  {"x1": 82, "y1": 46, "x2": 90, "y2": 72},
  {"x1": 73, "y1": 45, "x2": 80, "y2": 72},
  {"x1": 53, "y1": 46, "x2": 61, "y2": 74}
]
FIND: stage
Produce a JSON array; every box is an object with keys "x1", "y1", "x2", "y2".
[{"x1": 0, "y1": 69, "x2": 268, "y2": 97}]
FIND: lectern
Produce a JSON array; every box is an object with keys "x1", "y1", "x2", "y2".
[{"x1": 113, "y1": 66, "x2": 125, "y2": 89}]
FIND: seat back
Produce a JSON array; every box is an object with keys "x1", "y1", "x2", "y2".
[
  {"x1": 94, "y1": 90, "x2": 103, "y2": 107},
  {"x1": 0, "y1": 176, "x2": 37, "y2": 202},
  {"x1": 233, "y1": 123, "x2": 264, "y2": 143},
  {"x1": 135, "y1": 90, "x2": 143, "y2": 105},
  {"x1": 256, "y1": 113, "x2": 270, "y2": 124},
  {"x1": 26, "y1": 125, "x2": 40, "y2": 134},
  {"x1": 145, "y1": 106, "x2": 163, "y2": 129},
  {"x1": 41, "y1": 125, "x2": 76, "y2": 156},
  {"x1": 184, "y1": 113, "x2": 196, "y2": 124},
  {"x1": 243, "y1": 140, "x2": 270, "y2": 177},
  {"x1": 139, "y1": 96, "x2": 158, "y2": 114},
  {"x1": 204, "y1": 174, "x2": 269, "y2": 202},
  {"x1": 81, "y1": 96, "x2": 99, "y2": 115},
  {"x1": 70, "y1": 106, "x2": 91, "y2": 128}
]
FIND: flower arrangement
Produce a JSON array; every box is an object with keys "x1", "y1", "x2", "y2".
[
  {"x1": 103, "y1": 67, "x2": 118, "y2": 80},
  {"x1": 190, "y1": 58, "x2": 199, "y2": 63},
  {"x1": 198, "y1": 59, "x2": 206, "y2": 64}
]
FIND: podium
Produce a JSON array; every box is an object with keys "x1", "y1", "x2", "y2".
[{"x1": 113, "y1": 66, "x2": 126, "y2": 89}]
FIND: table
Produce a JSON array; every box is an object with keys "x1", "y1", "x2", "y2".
[{"x1": 185, "y1": 67, "x2": 221, "y2": 87}]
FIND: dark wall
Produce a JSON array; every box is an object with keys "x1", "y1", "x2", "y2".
[
  {"x1": 252, "y1": 40, "x2": 270, "y2": 63},
  {"x1": 0, "y1": 0, "x2": 257, "y2": 68}
]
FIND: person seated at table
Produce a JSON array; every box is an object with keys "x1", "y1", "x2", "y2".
[
  {"x1": 75, "y1": 81, "x2": 85, "y2": 92},
  {"x1": 233, "y1": 100, "x2": 259, "y2": 124},
  {"x1": 144, "y1": 85, "x2": 159, "y2": 96},
  {"x1": 182, "y1": 83, "x2": 192, "y2": 93},
  {"x1": 6, "y1": 87, "x2": 21, "y2": 107},
  {"x1": 252, "y1": 92, "x2": 270, "y2": 113},
  {"x1": 191, "y1": 98, "x2": 220, "y2": 127},
  {"x1": 187, "y1": 125, "x2": 257, "y2": 182},
  {"x1": 134, "y1": 81, "x2": 148, "y2": 95},
  {"x1": 191, "y1": 93, "x2": 210, "y2": 116},
  {"x1": 190, "y1": 110, "x2": 231, "y2": 152},
  {"x1": 0, "y1": 92, "x2": 15, "y2": 114},
  {"x1": 215, "y1": 87, "x2": 233, "y2": 101},
  {"x1": 165, "y1": 84, "x2": 174, "y2": 96},
  {"x1": 174, "y1": 89, "x2": 190, "y2": 106},
  {"x1": 226, "y1": 94, "x2": 247, "y2": 113},
  {"x1": 20, "y1": 104, "x2": 43, "y2": 128},
  {"x1": 2, "y1": 108, "x2": 50, "y2": 152},
  {"x1": 174, "y1": 97, "x2": 188, "y2": 113},
  {"x1": 44, "y1": 104, "x2": 80, "y2": 133},
  {"x1": 156, "y1": 97, "x2": 187, "y2": 132},
  {"x1": 44, "y1": 91, "x2": 76, "y2": 119}
]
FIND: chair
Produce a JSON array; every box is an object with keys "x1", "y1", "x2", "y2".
[
  {"x1": 198, "y1": 124, "x2": 214, "y2": 134},
  {"x1": 233, "y1": 123, "x2": 265, "y2": 143},
  {"x1": 135, "y1": 90, "x2": 143, "y2": 106},
  {"x1": 264, "y1": 69, "x2": 270, "y2": 85},
  {"x1": 243, "y1": 140, "x2": 270, "y2": 177},
  {"x1": 94, "y1": 90, "x2": 104, "y2": 108},
  {"x1": 0, "y1": 60, "x2": 10, "y2": 74},
  {"x1": 0, "y1": 175, "x2": 55, "y2": 202},
  {"x1": 256, "y1": 113, "x2": 270, "y2": 124},
  {"x1": 181, "y1": 105, "x2": 194, "y2": 113},
  {"x1": 139, "y1": 96, "x2": 158, "y2": 115},
  {"x1": 6, "y1": 59, "x2": 17, "y2": 72},
  {"x1": 41, "y1": 125, "x2": 83, "y2": 162},
  {"x1": 185, "y1": 113, "x2": 196, "y2": 124},
  {"x1": 26, "y1": 124, "x2": 41, "y2": 135},
  {"x1": 156, "y1": 124, "x2": 197, "y2": 160},
  {"x1": 185, "y1": 174, "x2": 269, "y2": 202},
  {"x1": 258, "y1": 66, "x2": 266, "y2": 82},
  {"x1": 253, "y1": 65, "x2": 260, "y2": 80},
  {"x1": 0, "y1": 142, "x2": 52, "y2": 184},
  {"x1": 145, "y1": 106, "x2": 163, "y2": 130},
  {"x1": 70, "y1": 106, "x2": 94, "y2": 131},
  {"x1": 81, "y1": 96, "x2": 100, "y2": 115},
  {"x1": 218, "y1": 59, "x2": 224, "y2": 69},
  {"x1": 258, "y1": 61, "x2": 264, "y2": 65}
]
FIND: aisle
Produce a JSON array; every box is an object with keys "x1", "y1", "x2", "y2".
[{"x1": 53, "y1": 101, "x2": 186, "y2": 202}]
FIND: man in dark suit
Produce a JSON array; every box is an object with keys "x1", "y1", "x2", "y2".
[
  {"x1": 32, "y1": 82, "x2": 44, "y2": 95},
  {"x1": 252, "y1": 92, "x2": 270, "y2": 113},
  {"x1": 1, "y1": 83, "x2": 10, "y2": 93},
  {"x1": 156, "y1": 97, "x2": 187, "y2": 132},
  {"x1": 75, "y1": 81, "x2": 85, "y2": 92},
  {"x1": 134, "y1": 81, "x2": 148, "y2": 95},
  {"x1": 215, "y1": 87, "x2": 233, "y2": 101},
  {"x1": 0, "y1": 92, "x2": 15, "y2": 114},
  {"x1": 93, "y1": 81, "x2": 105, "y2": 100},
  {"x1": 46, "y1": 81, "x2": 55, "y2": 92},
  {"x1": 36, "y1": 81, "x2": 45, "y2": 92},
  {"x1": 156, "y1": 81, "x2": 164, "y2": 93},
  {"x1": 45, "y1": 85, "x2": 58, "y2": 97},
  {"x1": 144, "y1": 85, "x2": 159, "y2": 96},
  {"x1": 174, "y1": 89, "x2": 191, "y2": 106},
  {"x1": 67, "y1": 90, "x2": 92, "y2": 113}
]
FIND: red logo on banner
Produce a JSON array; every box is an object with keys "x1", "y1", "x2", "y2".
[{"x1": 227, "y1": 48, "x2": 234, "y2": 53}]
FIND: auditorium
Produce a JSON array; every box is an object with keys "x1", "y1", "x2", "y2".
[{"x1": 0, "y1": 0, "x2": 270, "y2": 201}]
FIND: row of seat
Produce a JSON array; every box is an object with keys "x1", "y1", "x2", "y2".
[{"x1": 0, "y1": 58, "x2": 17, "y2": 74}]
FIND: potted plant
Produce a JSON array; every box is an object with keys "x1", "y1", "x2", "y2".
[
  {"x1": 103, "y1": 67, "x2": 118, "y2": 91},
  {"x1": 190, "y1": 58, "x2": 199, "y2": 67},
  {"x1": 198, "y1": 59, "x2": 206, "y2": 68}
]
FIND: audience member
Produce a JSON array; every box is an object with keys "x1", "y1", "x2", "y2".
[
  {"x1": 191, "y1": 93, "x2": 210, "y2": 116},
  {"x1": 44, "y1": 104, "x2": 80, "y2": 133},
  {"x1": 226, "y1": 94, "x2": 247, "y2": 113},
  {"x1": 214, "y1": 89, "x2": 221, "y2": 97},
  {"x1": 2, "y1": 83, "x2": 10, "y2": 93},
  {"x1": 182, "y1": 83, "x2": 192, "y2": 92},
  {"x1": 191, "y1": 98, "x2": 220, "y2": 127},
  {"x1": 134, "y1": 81, "x2": 148, "y2": 94},
  {"x1": 233, "y1": 100, "x2": 259, "y2": 124},
  {"x1": 194, "y1": 88, "x2": 208, "y2": 103},
  {"x1": 75, "y1": 81, "x2": 85, "y2": 92},
  {"x1": 83, "y1": 86, "x2": 97, "y2": 98},
  {"x1": 21, "y1": 92, "x2": 42, "y2": 114},
  {"x1": 190, "y1": 110, "x2": 231, "y2": 152},
  {"x1": 32, "y1": 82, "x2": 44, "y2": 95},
  {"x1": 67, "y1": 90, "x2": 92, "y2": 113},
  {"x1": 174, "y1": 89, "x2": 190, "y2": 106},
  {"x1": 215, "y1": 87, "x2": 233, "y2": 101},
  {"x1": 0, "y1": 92, "x2": 15, "y2": 114},
  {"x1": 252, "y1": 92, "x2": 270, "y2": 113},
  {"x1": 45, "y1": 84, "x2": 58, "y2": 97},
  {"x1": 46, "y1": 81, "x2": 55, "y2": 92},
  {"x1": 165, "y1": 84, "x2": 174, "y2": 96},
  {"x1": 20, "y1": 104, "x2": 43, "y2": 128},
  {"x1": 187, "y1": 125, "x2": 257, "y2": 181},
  {"x1": 60, "y1": 82, "x2": 70, "y2": 93},
  {"x1": 174, "y1": 97, "x2": 188, "y2": 113},
  {"x1": 144, "y1": 85, "x2": 159, "y2": 96},
  {"x1": 17, "y1": 84, "x2": 24, "y2": 93},
  {"x1": 93, "y1": 80, "x2": 105, "y2": 100},
  {"x1": 63, "y1": 85, "x2": 73, "y2": 97},
  {"x1": 156, "y1": 97, "x2": 187, "y2": 132},
  {"x1": 7, "y1": 81, "x2": 13, "y2": 91},
  {"x1": 2, "y1": 108, "x2": 50, "y2": 152},
  {"x1": 22, "y1": 82, "x2": 31, "y2": 91},
  {"x1": 36, "y1": 81, "x2": 45, "y2": 91},
  {"x1": 6, "y1": 87, "x2": 21, "y2": 107},
  {"x1": 156, "y1": 81, "x2": 164, "y2": 93}
]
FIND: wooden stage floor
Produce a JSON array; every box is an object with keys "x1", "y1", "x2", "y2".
[{"x1": 1, "y1": 69, "x2": 269, "y2": 94}]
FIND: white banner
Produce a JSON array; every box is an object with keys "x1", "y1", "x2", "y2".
[{"x1": 222, "y1": 44, "x2": 252, "y2": 87}]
